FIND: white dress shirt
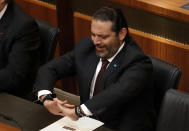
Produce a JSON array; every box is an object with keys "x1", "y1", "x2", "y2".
[
  {"x1": 38, "y1": 42, "x2": 125, "y2": 116},
  {"x1": 0, "y1": 4, "x2": 8, "y2": 20}
]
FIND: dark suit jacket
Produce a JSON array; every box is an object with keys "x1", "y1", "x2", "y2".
[
  {"x1": 34, "y1": 37, "x2": 156, "y2": 131},
  {"x1": 0, "y1": 2, "x2": 40, "y2": 98}
]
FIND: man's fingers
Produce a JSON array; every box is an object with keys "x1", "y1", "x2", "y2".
[
  {"x1": 64, "y1": 104, "x2": 75, "y2": 108},
  {"x1": 57, "y1": 102, "x2": 65, "y2": 110},
  {"x1": 54, "y1": 98, "x2": 67, "y2": 105},
  {"x1": 53, "y1": 98, "x2": 75, "y2": 108},
  {"x1": 43, "y1": 100, "x2": 66, "y2": 116}
]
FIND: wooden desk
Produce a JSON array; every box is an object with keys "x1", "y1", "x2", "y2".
[
  {"x1": 0, "y1": 93, "x2": 113, "y2": 131},
  {"x1": 0, "y1": 93, "x2": 61, "y2": 131},
  {"x1": 0, "y1": 123, "x2": 21, "y2": 131}
]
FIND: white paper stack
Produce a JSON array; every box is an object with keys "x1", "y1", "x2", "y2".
[{"x1": 40, "y1": 116, "x2": 104, "y2": 131}]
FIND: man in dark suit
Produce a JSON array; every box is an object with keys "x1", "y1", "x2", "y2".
[
  {"x1": 34, "y1": 7, "x2": 156, "y2": 131},
  {"x1": 0, "y1": 0, "x2": 40, "y2": 99}
]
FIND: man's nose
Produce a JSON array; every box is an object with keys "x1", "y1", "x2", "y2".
[{"x1": 93, "y1": 36, "x2": 101, "y2": 44}]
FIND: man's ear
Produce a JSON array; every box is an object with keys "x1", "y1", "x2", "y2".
[{"x1": 119, "y1": 28, "x2": 127, "y2": 41}]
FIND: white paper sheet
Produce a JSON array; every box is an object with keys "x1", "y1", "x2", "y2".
[{"x1": 40, "y1": 116, "x2": 104, "y2": 131}]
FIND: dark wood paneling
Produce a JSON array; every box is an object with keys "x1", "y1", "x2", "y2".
[
  {"x1": 56, "y1": 0, "x2": 74, "y2": 54},
  {"x1": 15, "y1": 0, "x2": 57, "y2": 26},
  {"x1": 109, "y1": 0, "x2": 189, "y2": 24},
  {"x1": 56, "y1": 0, "x2": 77, "y2": 94},
  {"x1": 74, "y1": 13, "x2": 91, "y2": 43}
]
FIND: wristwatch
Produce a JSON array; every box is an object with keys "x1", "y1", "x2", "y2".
[
  {"x1": 75, "y1": 106, "x2": 86, "y2": 118},
  {"x1": 41, "y1": 94, "x2": 56, "y2": 104}
]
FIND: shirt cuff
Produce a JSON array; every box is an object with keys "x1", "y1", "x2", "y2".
[
  {"x1": 80, "y1": 104, "x2": 93, "y2": 116},
  {"x1": 38, "y1": 90, "x2": 52, "y2": 99}
]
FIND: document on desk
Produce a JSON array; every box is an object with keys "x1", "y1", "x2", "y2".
[{"x1": 40, "y1": 116, "x2": 104, "y2": 131}]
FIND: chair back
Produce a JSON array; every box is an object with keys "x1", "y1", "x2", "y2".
[
  {"x1": 156, "y1": 89, "x2": 189, "y2": 131},
  {"x1": 148, "y1": 55, "x2": 181, "y2": 114},
  {"x1": 35, "y1": 19, "x2": 58, "y2": 65}
]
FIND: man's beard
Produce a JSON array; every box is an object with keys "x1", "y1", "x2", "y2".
[
  {"x1": 95, "y1": 44, "x2": 119, "y2": 59},
  {"x1": 96, "y1": 48, "x2": 109, "y2": 59}
]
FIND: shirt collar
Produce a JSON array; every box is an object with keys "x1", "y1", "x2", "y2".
[
  {"x1": 101, "y1": 42, "x2": 125, "y2": 63},
  {"x1": 0, "y1": 4, "x2": 8, "y2": 20}
]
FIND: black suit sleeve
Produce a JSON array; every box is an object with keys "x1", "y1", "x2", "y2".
[
  {"x1": 0, "y1": 20, "x2": 40, "y2": 91},
  {"x1": 33, "y1": 51, "x2": 76, "y2": 93}
]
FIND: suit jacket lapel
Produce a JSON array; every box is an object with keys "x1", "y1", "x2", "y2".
[
  {"x1": 0, "y1": 23, "x2": 8, "y2": 44},
  {"x1": 0, "y1": 4, "x2": 11, "y2": 43},
  {"x1": 82, "y1": 46, "x2": 99, "y2": 100}
]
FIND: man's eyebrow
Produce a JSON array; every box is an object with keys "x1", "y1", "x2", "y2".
[
  {"x1": 99, "y1": 34, "x2": 109, "y2": 38},
  {"x1": 91, "y1": 32, "x2": 109, "y2": 37}
]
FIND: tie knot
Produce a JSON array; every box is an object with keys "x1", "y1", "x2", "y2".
[{"x1": 101, "y1": 59, "x2": 109, "y2": 69}]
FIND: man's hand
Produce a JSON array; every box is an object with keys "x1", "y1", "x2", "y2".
[
  {"x1": 43, "y1": 98, "x2": 67, "y2": 115},
  {"x1": 57, "y1": 103, "x2": 78, "y2": 121},
  {"x1": 43, "y1": 98, "x2": 78, "y2": 120},
  {"x1": 54, "y1": 99, "x2": 78, "y2": 121}
]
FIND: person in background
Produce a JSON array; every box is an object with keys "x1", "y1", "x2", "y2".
[
  {"x1": 33, "y1": 7, "x2": 156, "y2": 131},
  {"x1": 0, "y1": 0, "x2": 40, "y2": 99}
]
